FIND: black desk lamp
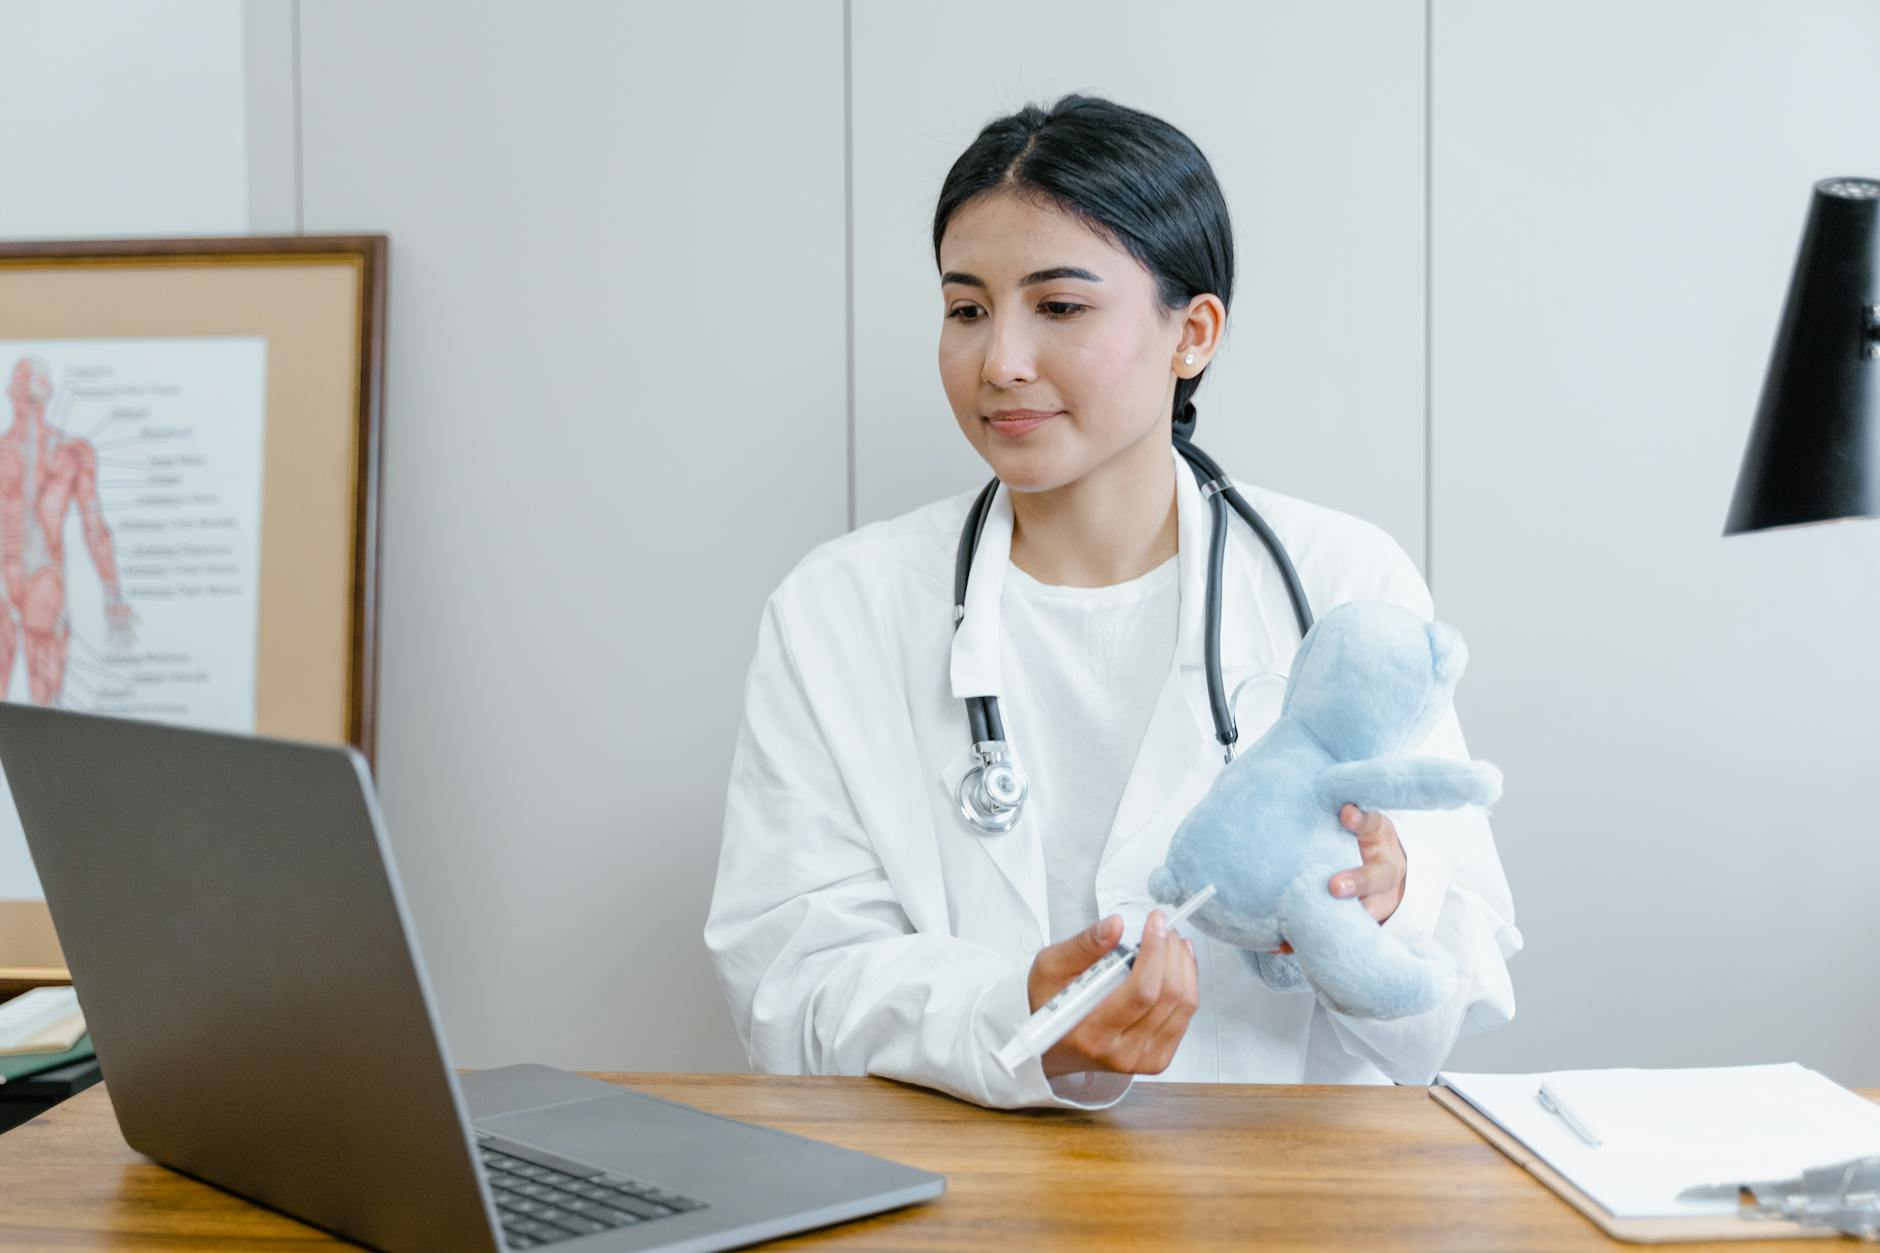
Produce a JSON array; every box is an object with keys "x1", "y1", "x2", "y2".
[{"x1": 1726, "y1": 177, "x2": 1880, "y2": 535}]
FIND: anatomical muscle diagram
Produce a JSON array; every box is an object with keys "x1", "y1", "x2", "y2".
[{"x1": 0, "y1": 356, "x2": 138, "y2": 706}]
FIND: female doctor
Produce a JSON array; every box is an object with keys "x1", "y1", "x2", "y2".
[{"x1": 705, "y1": 94, "x2": 1520, "y2": 1110}]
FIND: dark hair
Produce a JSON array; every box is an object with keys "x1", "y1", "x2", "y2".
[{"x1": 931, "y1": 93, "x2": 1234, "y2": 437}]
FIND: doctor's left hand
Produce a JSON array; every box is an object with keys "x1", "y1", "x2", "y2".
[
  {"x1": 1028, "y1": 911, "x2": 1199, "y2": 1079},
  {"x1": 1270, "y1": 804, "x2": 1405, "y2": 955}
]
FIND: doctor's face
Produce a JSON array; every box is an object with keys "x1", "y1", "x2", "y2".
[{"x1": 937, "y1": 192, "x2": 1189, "y2": 494}]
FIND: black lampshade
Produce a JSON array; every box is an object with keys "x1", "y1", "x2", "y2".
[{"x1": 1724, "y1": 177, "x2": 1880, "y2": 535}]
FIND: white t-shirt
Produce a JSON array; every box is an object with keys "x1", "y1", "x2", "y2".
[{"x1": 998, "y1": 553, "x2": 1180, "y2": 943}]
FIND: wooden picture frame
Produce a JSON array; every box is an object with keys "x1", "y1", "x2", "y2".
[{"x1": 0, "y1": 235, "x2": 387, "y2": 989}]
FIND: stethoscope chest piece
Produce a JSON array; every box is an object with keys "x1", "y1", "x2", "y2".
[{"x1": 957, "y1": 741, "x2": 1029, "y2": 835}]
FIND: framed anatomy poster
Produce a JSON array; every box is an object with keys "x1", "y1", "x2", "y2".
[{"x1": 0, "y1": 235, "x2": 387, "y2": 986}]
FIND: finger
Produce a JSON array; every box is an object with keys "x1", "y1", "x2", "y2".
[
  {"x1": 1092, "y1": 911, "x2": 1170, "y2": 1035},
  {"x1": 1029, "y1": 914, "x2": 1124, "y2": 1011},
  {"x1": 1057, "y1": 914, "x2": 1124, "y2": 971},
  {"x1": 1091, "y1": 913, "x2": 1126, "y2": 951},
  {"x1": 1355, "y1": 819, "x2": 1398, "y2": 864},
  {"x1": 1144, "y1": 933, "x2": 1197, "y2": 1024},
  {"x1": 1119, "y1": 982, "x2": 1183, "y2": 1063},
  {"x1": 1174, "y1": 937, "x2": 1199, "y2": 1016},
  {"x1": 1330, "y1": 856, "x2": 1402, "y2": 901},
  {"x1": 1341, "y1": 803, "x2": 1392, "y2": 851},
  {"x1": 1332, "y1": 813, "x2": 1405, "y2": 900},
  {"x1": 1124, "y1": 911, "x2": 1170, "y2": 1010},
  {"x1": 1120, "y1": 937, "x2": 1199, "y2": 1071}
]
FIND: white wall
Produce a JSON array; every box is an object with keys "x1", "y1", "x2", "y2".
[
  {"x1": 850, "y1": 1, "x2": 1430, "y2": 568},
  {"x1": 293, "y1": 1, "x2": 846, "y2": 1071},
  {"x1": 4, "y1": 0, "x2": 1877, "y2": 1086},
  {"x1": 1431, "y1": 0, "x2": 1880, "y2": 1085},
  {"x1": 0, "y1": 0, "x2": 249, "y2": 239}
]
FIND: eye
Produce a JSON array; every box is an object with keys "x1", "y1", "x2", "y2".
[
  {"x1": 946, "y1": 304, "x2": 984, "y2": 322},
  {"x1": 1040, "y1": 302, "x2": 1086, "y2": 319}
]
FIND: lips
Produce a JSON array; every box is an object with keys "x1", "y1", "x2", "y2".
[{"x1": 986, "y1": 410, "x2": 1060, "y2": 437}]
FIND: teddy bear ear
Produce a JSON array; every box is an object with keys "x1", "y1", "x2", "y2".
[{"x1": 1427, "y1": 620, "x2": 1469, "y2": 683}]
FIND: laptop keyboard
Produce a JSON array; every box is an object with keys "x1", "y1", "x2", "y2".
[{"x1": 475, "y1": 1135, "x2": 707, "y2": 1247}]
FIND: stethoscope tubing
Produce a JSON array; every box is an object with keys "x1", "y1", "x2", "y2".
[
  {"x1": 951, "y1": 437, "x2": 1313, "y2": 832},
  {"x1": 1175, "y1": 435, "x2": 1315, "y2": 754}
]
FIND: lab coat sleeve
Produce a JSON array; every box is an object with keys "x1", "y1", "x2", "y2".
[
  {"x1": 704, "y1": 595, "x2": 1130, "y2": 1111},
  {"x1": 1314, "y1": 539, "x2": 1524, "y2": 1084}
]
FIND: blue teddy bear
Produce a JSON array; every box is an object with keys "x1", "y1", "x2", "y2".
[{"x1": 1148, "y1": 599, "x2": 1502, "y2": 1020}]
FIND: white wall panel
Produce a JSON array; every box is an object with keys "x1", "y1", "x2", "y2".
[
  {"x1": 1434, "y1": 0, "x2": 1880, "y2": 1084},
  {"x1": 298, "y1": 0, "x2": 848, "y2": 1070},
  {"x1": 242, "y1": 0, "x2": 298, "y2": 233},
  {"x1": 0, "y1": 0, "x2": 249, "y2": 240}
]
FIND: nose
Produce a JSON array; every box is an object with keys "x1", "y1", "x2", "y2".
[{"x1": 980, "y1": 313, "x2": 1038, "y2": 388}]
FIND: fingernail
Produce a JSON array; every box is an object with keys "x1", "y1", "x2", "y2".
[
  {"x1": 1333, "y1": 878, "x2": 1356, "y2": 898},
  {"x1": 1149, "y1": 910, "x2": 1166, "y2": 936}
]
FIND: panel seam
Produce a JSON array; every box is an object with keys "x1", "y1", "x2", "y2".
[
  {"x1": 292, "y1": 0, "x2": 304, "y2": 234},
  {"x1": 1423, "y1": 0, "x2": 1435, "y2": 589},
  {"x1": 842, "y1": 0, "x2": 856, "y2": 532}
]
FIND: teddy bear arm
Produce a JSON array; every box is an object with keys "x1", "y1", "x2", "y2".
[{"x1": 1312, "y1": 756, "x2": 1502, "y2": 814}]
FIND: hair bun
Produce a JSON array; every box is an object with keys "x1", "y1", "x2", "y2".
[{"x1": 1174, "y1": 397, "x2": 1199, "y2": 441}]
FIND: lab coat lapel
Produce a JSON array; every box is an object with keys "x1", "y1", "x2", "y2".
[
  {"x1": 938, "y1": 451, "x2": 1305, "y2": 936},
  {"x1": 1102, "y1": 667, "x2": 1212, "y2": 872},
  {"x1": 1099, "y1": 450, "x2": 1297, "y2": 876},
  {"x1": 941, "y1": 482, "x2": 1051, "y2": 939}
]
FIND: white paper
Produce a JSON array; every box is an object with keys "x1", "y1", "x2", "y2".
[
  {"x1": 0, "y1": 340, "x2": 268, "y2": 898},
  {"x1": 0, "y1": 984, "x2": 79, "y2": 1047},
  {"x1": 1440, "y1": 1064, "x2": 1880, "y2": 1219}
]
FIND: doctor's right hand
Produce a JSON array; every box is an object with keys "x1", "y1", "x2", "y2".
[{"x1": 1026, "y1": 911, "x2": 1199, "y2": 1079}]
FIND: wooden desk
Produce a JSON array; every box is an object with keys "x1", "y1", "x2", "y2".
[{"x1": 0, "y1": 1074, "x2": 1868, "y2": 1251}]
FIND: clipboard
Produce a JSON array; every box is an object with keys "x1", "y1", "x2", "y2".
[{"x1": 1430, "y1": 1084, "x2": 1837, "y2": 1243}]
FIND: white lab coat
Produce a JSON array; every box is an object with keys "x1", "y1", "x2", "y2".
[{"x1": 705, "y1": 445, "x2": 1522, "y2": 1110}]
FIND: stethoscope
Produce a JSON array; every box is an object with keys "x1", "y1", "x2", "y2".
[{"x1": 952, "y1": 428, "x2": 1314, "y2": 835}]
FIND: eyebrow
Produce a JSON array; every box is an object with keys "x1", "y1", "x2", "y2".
[{"x1": 940, "y1": 266, "x2": 1104, "y2": 289}]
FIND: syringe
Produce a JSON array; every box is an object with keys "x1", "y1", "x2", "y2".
[{"x1": 994, "y1": 884, "x2": 1217, "y2": 1074}]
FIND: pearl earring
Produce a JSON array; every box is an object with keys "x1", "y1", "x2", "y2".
[{"x1": 1184, "y1": 351, "x2": 1196, "y2": 366}]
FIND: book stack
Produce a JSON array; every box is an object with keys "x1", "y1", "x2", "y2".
[{"x1": 0, "y1": 985, "x2": 93, "y2": 1085}]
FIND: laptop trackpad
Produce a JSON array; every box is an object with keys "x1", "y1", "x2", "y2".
[{"x1": 479, "y1": 1091, "x2": 784, "y2": 1175}]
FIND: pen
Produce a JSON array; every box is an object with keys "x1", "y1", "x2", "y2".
[{"x1": 1537, "y1": 1082, "x2": 1602, "y2": 1148}]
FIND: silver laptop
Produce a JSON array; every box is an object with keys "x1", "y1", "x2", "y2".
[{"x1": 0, "y1": 704, "x2": 943, "y2": 1252}]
